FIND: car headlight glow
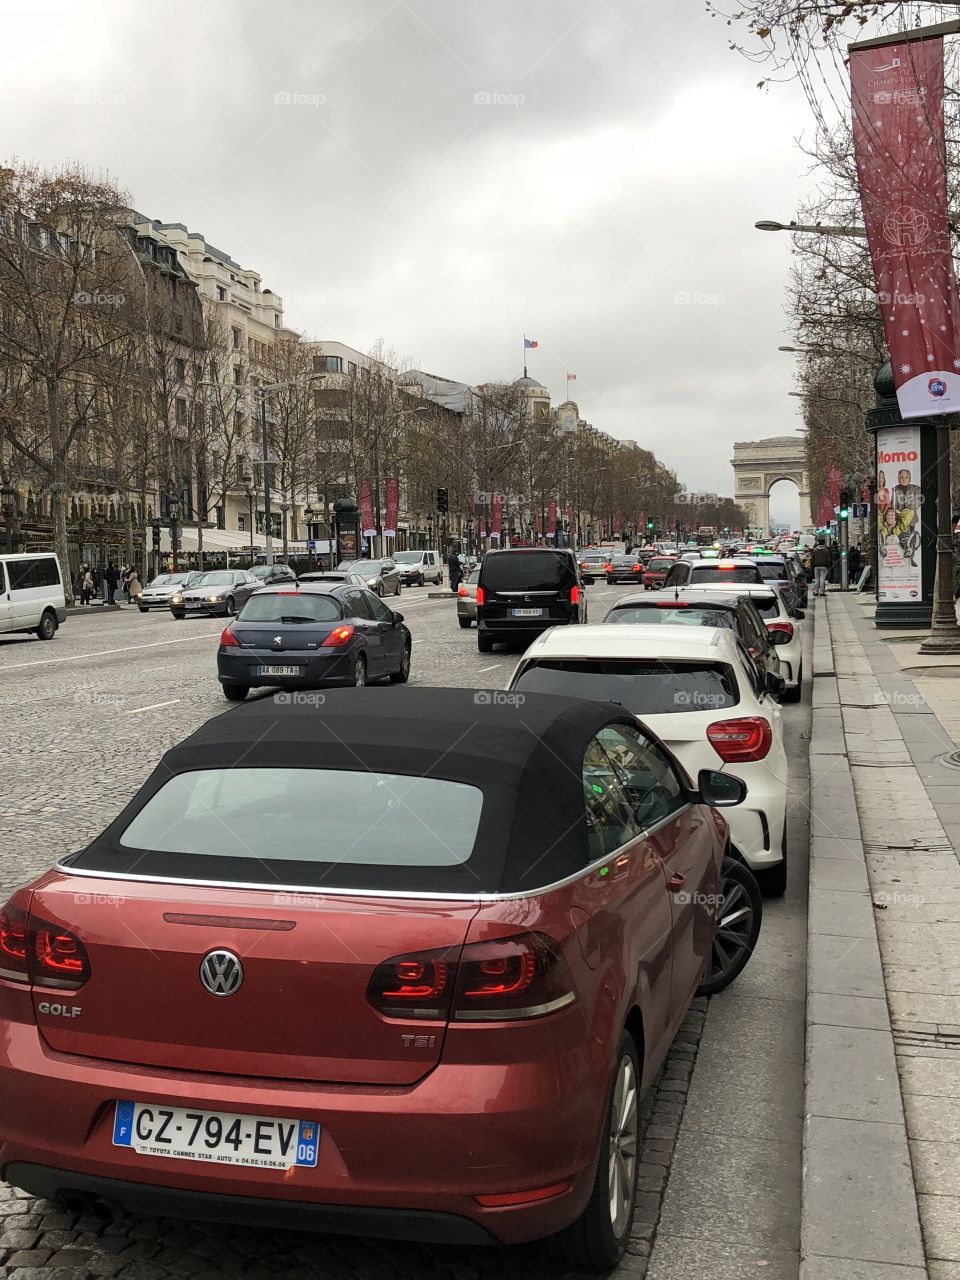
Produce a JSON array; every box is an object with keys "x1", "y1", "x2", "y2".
[
  {"x1": 367, "y1": 578, "x2": 377, "y2": 586},
  {"x1": 206, "y1": 594, "x2": 221, "y2": 602},
  {"x1": 171, "y1": 595, "x2": 183, "y2": 604}
]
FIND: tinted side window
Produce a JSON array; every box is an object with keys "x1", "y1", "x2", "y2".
[
  {"x1": 662, "y1": 565, "x2": 686, "y2": 586},
  {"x1": 737, "y1": 601, "x2": 767, "y2": 653},
  {"x1": 582, "y1": 737, "x2": 639, "y2": 860},
  {"x1": 598, "y1": 725, "x2": 687, "y2": 828},
  {"x1": 345, "y1": 589, "x2": 373, "y2": 619},
  {"x1": 8, "y1": 557, "x2": 60, "y2": 590},
  {"x1": 735, "y1": 641, "x2": 761, "y2": 697},
  {"x1": 365, "y1": 591, "x2": 394, "y2": 622}
]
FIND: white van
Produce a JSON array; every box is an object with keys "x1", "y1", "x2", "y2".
[
  {"x1": 392, "y1": 549, "x2": 444, "y2": 587},
  {"x1": 0, "y1": 552, "x2": 67, "y2": 640}
]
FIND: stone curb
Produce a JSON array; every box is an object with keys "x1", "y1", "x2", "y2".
[{"x1": 801, "y1": 600, "x2": 928, "y2": 1279}]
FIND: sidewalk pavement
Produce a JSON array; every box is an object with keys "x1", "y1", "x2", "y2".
[{"x1": 810, "y1": 589, "x2": 960, "y2": 1279}]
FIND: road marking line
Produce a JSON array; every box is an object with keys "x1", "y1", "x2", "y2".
[
  {"x1": 0, "y1": 631, "x2": 222, "y2": 670},
  {"x1": 125, "y1": 699, "x2": 181, "y2": 715},
  {"x1": 478, "y1": 664, "x2": 500, "y2": 672}
]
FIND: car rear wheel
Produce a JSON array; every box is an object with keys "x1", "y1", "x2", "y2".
[
  {"x1": 224, "y1": 596, "x2": 235, "y2": 617},
  {"x1": 390, "y1": 641, "x2": 411, "y2": 684},
  {"x1": 458, "y1": 616, "x2": 472, "y2": 629},
  {"x1": 477, "y1": 632, "x2": 493, "y2": 653},
  {"x1": 36, "y1": 610, "x2": 57, "y2": 641},
  {"x1": 222, "y1": 684, "x2": 248, "y2": 702},
  {"x1": 697, "y1": 856, "x2": 762, "y2": 996},
  {"x1": 781, "y1": 662, "x2": 802, "y2": 703},
  {"x1": 548, "y1": 1031, "x2": 640, "y2": 1270},
  {"x1": 351, "y1": 653, "x2": 367, "y2": 687},
  {"x1": 394, "y1": 580, "x2": 402, "y2": 596},
  {"x1": 376, "y1": 583, "x2": 384, "y2": 598}
]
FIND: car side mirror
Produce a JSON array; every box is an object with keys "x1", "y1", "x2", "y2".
[
  {"x1": 392, "y1": 610, "x2": 404, "y2": 624},
  {"x1": 766, "y1": 671, "x2": 786, "y2": 696},
  {"x1": 698, "y1": 769, "x2": 746, "y2": 807}
]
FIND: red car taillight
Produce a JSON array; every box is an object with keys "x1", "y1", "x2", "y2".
[
  {"x1": 569, "y1": 585, "x2": 580, "y2": 605},
  {"x1": 765, "y1": 620, "x2": 795, "y2": 642},
  {"x1": 367, "y1": 932, "x2": 575, "y2": 1021},
  {"x1": 0, "y1": 903, "x2": 28, "y2": 980},
  {"x1": 0, "y1": 899, "x2": 90, "y2": 989},
  {"x1": 457, "y1": 585, "x2": 468, "y2": 597},
  {"x1": 219, "y1": 623, "x2": 239, "y2": 647},
  {"x1": 633, "y1": 563, "x2": 641, "y2": 572},
  {"x1": 475, "y1": 586, "x2": 485, "y2": 605},
  {"x1": 706, "y1": 717, "x2": 772, "y2": 763},
  {"x1": 321, "y1": 624, "x2": 355, "y2": 648}
]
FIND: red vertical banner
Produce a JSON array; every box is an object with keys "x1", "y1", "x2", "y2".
[
  {"x1": 566, "y1": 502, "x2": 574, "y2": 529},
  {"x1": 383, "y1": 477, "x2": 399, "y2": 539},
  {"x1": 534, "y1": 509, "x2": 542, "y2": 537},
  {"x1": 359, "y1": 480, "x2": 376, "y2": 538},
  {"x1": 614, "y1": 511, "x2": 622, "y2": 537},
  {"x1": 851, "y1": 38, "x2": 960, "y2": 417},
  {"x1": 491, "y1": 493, "x2": 503, "y2": 541},
  {"x1": 547, "y1": 499, "x2": 557, "y2": 539}
]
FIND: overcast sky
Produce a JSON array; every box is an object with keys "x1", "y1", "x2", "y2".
[{"x1": 1, "y1": 0, "x2": 815, "y2": 523}]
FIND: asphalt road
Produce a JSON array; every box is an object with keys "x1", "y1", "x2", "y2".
[{"x1": 0, "y1": 581, "x2": 811, "y2": 1280}]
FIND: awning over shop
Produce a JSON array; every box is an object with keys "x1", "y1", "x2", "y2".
[{"x1": 157, "y1": 528, "x2": 313, "y2": 556}]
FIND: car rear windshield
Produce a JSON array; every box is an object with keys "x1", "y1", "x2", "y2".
[
  {"x1": 239, "y1": 593, "x2": 341, "y2": 622},
  {"x1": 117, "y1": 768, "x2": 484, "y2": 878},
  {"x1": 754, "y1": 561, "x2": 788, "y2": 580},
  {"x1": 512, "y1": 660, "x2": 739, "y2": 714},
  {"x1": 648, "y1": 558, "x2": 675, "y2": 570},
  {"x1": 393, "y1": 552, "x2": 422, "y2": 564},
  {"x1": 481, "y1": 551, "x2": 575, "y2": 591},
  {"x1": 689, "y1": 564, "x2": 762, "y2": 584},
  {"x1": 606, "y1": 605, "x2": 736, "y2": 629},
  {"x1": 612, "y1": 555, "x2": 639, "y2": 565}
]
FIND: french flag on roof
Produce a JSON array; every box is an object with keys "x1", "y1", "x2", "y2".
[{"x1": 524, "y1": 337, "x2": 538, "y2": 349}]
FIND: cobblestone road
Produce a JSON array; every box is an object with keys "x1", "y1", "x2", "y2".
[{"x1": 0, "y1": 583, "x2": 804, "y2": 1279}]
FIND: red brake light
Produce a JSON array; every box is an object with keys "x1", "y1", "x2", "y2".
[
  {"x1": 655, "y1": 600, "x2": 689, "y2": 607},
  {"x1": 219, "y1": 623, "x2": 239, "y2": 647},
  {"x1": 475, "y1": 586, "x2": 485, "y2": 606},
  {"x1": 633, "y1": 564, "x2": 641, "y2": 571},
  {"x1": 321, "y1": 624, "x2": 355, "y2": 648},
  {"x1": 0, "y1": 899, "x2": 90, "y2": 989},
  {"x1": 0, "y1": 903, "x2": 28, "y2": 981},
  {"x1": 706, "y1": 716, "x2": 772, "y2": 763},
  {"x1": 765, "y1": 620, "x2": 795, "y2": 640},
  {"x1": 367, "y1": 933, "x2": 575, "y2": 1022},
  {"x1": 458, "y1": 585, "x2": 468, "y2": 597},
  {"x1": 570, "y1": 585, "x2": 580, "y2": 605}
]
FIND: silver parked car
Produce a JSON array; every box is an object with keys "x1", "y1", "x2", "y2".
[
  {"x1": 336, "y1": 559, "x2": 402, "y2": 597},
  {"x1": 137, "y1": 572, "x2": 198, "y2": 612},
  {"x1": 456, "y1": 569, "x2": 480, "y2": 628},
  {"x1": 169, "y1": 570, "x2": 261, "y2": 619}
]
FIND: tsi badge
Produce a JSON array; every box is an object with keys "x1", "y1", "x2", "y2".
[{"x1": 38, "y1": 1001, "x2": 81, "y2": 1018}]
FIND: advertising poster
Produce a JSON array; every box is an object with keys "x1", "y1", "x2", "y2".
[
  {"x1": 359, "y1": 480, "x2": 376, "y2": 538},
  {"x1": 383, "y1": 477, "x2": 399, "y2": 539},
  {"x1": 876, "y1": 424, "x2": 923, "y2": 601}
]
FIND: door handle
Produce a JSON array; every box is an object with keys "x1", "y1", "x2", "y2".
[{"x1": 667, "y1": 873, "x2": 686, "y2": 892}]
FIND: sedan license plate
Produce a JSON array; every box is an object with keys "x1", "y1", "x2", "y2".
[
  {"x1": 255, "y1": 665, "x2": 303, "y2": 676},
  {"x1": 113, "y1": 1101, "x2": 319, "y2": 1169},
  {"x1": 511, "y1": 608, "x2": 544, "y2": 617}
]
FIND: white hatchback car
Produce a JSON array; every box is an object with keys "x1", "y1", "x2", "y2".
[
  {"x1": 507, "y1": 624, "x2": 790, "y2": 896},
  {"x1": 671, "y1": 582, "x2": 804, "y2": 703}
]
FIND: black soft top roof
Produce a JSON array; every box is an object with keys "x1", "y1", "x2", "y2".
[{"x1": 70, "y1": 688, "x2": 640, "y2": 894}]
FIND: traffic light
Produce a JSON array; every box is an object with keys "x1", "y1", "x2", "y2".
[
  {"x1": 839, "y1": 489, "x2": 851, "y2": 521},
  {"x1": 436, "y1": 487, "x2": 448, "y2": 514},
  {"x1": 151, "y1": 518, "x2": 161, "y2": 550},
  {"x1": 646, "y1": 517, "x2": 654, "y2": 531}
]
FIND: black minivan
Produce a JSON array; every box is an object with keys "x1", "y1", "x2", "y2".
[{"x1": 475, "y1": 548, "x2": 587, "y2": 652}]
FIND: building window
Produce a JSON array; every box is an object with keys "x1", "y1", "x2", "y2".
[
  {"x1": 232, "y1": 326, "x2": 242, "y2": 350},
  {"x1": 323, "y1": 355, "x2": 342, "y2": 373},
  {"x1": 348, "y1": 361, "x2": 357, "y2": 375},
  {"x1": 274, "y1": 314, "x2": 281, "y2": 327},
  {"x1": 233, "y1": 365, "x2": 242, "y2": 385},
  {"x1": 217, "y1": 285, "x2": 226, "y2": 301},
  {"x1": 175, "y1": 397, "x2": 187, "y2": 426},
  {"x1": 174, "y1": 357, "x2": 186, "y2": 381},
  {"x1": 238, "y1": 514, "x2": 246, "y2": 532}
]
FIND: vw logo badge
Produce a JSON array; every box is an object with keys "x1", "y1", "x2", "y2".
[{"x1": 199, "y1": 949, "x2": 243, "y2": 997}]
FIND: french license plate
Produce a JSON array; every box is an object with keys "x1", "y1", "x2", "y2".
[
  {"x1": 113, "y1": 1101, "x2": 319, "y2": 1169},
  {"x1": 255, "y1": 665, "x2": 303, "y2": 676},
  {"x1": 512, "y1": 608, "x2": 544, "y2": 617}
]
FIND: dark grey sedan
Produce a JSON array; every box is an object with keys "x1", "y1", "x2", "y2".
[
  {"x1": 336, "y1": 559, "x2": 402, "y2": 597},
  {"x1": 170, "y1": 570, "x2": 261, "y2": 619}
]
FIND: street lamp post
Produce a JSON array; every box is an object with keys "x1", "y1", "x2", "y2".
[
  {"x1": 0, "y1": 486, "x2": 15, "y2": 555},
  {"x1": 95, "y1": 506, "x2": 105, "y2": 585},
  {"x1": 242, "y1": 476, "x2": 255, "y2": 561}
]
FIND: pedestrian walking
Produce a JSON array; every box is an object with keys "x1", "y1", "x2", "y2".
[
  {"x1": 447, "y1": 545, "x2": 463, "y2": 594},
  {"x1": 80, "y1": 565, "x2": 95, "y2": 606},
  {"x1": 811, "y1": 539, "x2": 832, "y2": 598},
  {"x1": 104, "y1": 561, "x2": 120, "y2": 605},
  {"x1": 848, "y1": 544, "x2": 862, "y2": 586},
  {"x1": 127, "y1": 567, "x2": 142, "y2": 604},
  {"x1": 120, "y1": 564, "x2": 131, "y2": 604}
]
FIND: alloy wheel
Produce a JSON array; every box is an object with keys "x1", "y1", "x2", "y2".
[
  {"x1": 607, "y1": 1053, "x2": 639, "y2": 1237},
  {"x1": 706, "y1": 871, "x2": 756, "y2": 987},
  {"x1": 353, "y1": 655, "x2": 366, "y2": 687}
]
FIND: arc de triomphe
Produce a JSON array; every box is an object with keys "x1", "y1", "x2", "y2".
[{"x1": 731, "y1": 437, "x2": 812, "y2": 534}]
